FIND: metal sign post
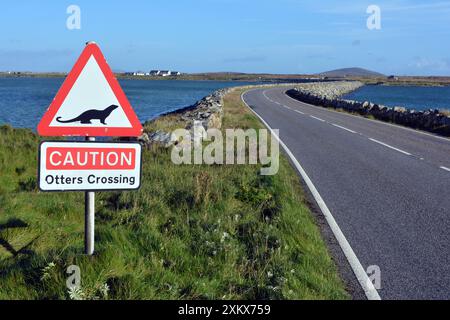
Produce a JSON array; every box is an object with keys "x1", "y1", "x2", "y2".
[{"x1": 85, "y1": 136, "x2": 95, "y2": 255}]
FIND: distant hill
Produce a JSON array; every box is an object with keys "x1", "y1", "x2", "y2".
[{"x1": 319, "y1": 68, "x2": 385, "y2": 78}]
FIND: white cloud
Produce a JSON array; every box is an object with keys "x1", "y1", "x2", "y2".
[
  {"x1": 298, "y1": 0, "x2": 450, "y2": 14},
  {"x1": 410, "y1": 57, "x2": 450, "y2": 71},
  {"x1": 384, "y1": 1, "x2": 450, "y2": 11}
]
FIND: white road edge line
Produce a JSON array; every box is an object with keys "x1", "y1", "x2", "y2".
[
  {"x1": 241, "y1": 90, "x2": 381, "y2": 301},
  {"x1": 294, "y1": 109, "x2": 305, "y2": 114},
  {"x1": 332, "y1": 123, "x2": 357, "y2": 134},
  {"x1": 310, "y1": 115, "x2": 326, "y2": 122},
  {"x1": 368, "y1": 138, "x2": 412, "y2": 156},
  {"x1": 440, "y1": 166, "x2": 450, "y2": 172}
]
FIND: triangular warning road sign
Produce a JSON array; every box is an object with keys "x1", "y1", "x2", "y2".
[{"x1": 37, "y1": 42, "x2": 143, "y2": 137}]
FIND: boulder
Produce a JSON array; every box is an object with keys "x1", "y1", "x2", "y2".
[
  {"x1": 149, "y1": 130, "x2": 177, "y2": 148},
  {"x1": 394, "y1": 106, "x2": 407, "y2": 113}
]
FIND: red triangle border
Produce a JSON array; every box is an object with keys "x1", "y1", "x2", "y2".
[{"x1": 37, "y1": 43, "x2": 143, "y2": 137}]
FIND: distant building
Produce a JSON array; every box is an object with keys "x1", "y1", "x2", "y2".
[
  {"x1": 387, "y1": 75, "x2": 399, "y2": 81},
  {"x1": 133, "y1": 71, "x2": 146, "y2": 76},
  {"x1": 146, "y1": 70, "x2": 182, "y2": 77},
  {"x1": 159, "y1": 70, "x2": 171, "y2": 77}
]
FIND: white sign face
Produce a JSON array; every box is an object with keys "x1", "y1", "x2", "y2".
[
  {"x1": 38, "y1": 141, "x2": 142, "y2": 192},
  {"x1": 49, "y1": 56, "x2": 132, "y2": 128}
]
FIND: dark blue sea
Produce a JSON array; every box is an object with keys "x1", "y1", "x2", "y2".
[
  {"x1": 343, "y1": 85, "x2": 450, "y2": 111},
  {"x1": 0, "y1": 78, "x2": 259, "y2": 129}
]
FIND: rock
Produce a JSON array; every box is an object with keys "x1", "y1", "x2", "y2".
[
  {"x1": 149, "y1": 130, "x2": 176, "y2": 147},
  {"x1": 138, "y1": 132, "x2": 150, "y2": 144},
  {"x1": 394, "y1": 106, "x2": 407, "y2": 113},
  {"x1": 192, "y1": 121, "x2": 206, "y2": 147},
  {"x1": 204, "y1": 112, "x2": 222, "y2": 130}
]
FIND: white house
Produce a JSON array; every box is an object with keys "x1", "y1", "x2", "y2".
[
  {"x1": 160, "y1": 70, "x2": 171, "y2": 77},
  {"x1": 147, "y1": 70, "x2": 182, "y2": 77}
]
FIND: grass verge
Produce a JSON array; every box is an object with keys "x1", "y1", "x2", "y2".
[{"x1": 0, "y1": 88, "x2": 348, "y2": 300}]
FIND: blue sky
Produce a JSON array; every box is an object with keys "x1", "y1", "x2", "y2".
[{"x1": 1, "y1": 0, "x2": 449, "y2": 75}]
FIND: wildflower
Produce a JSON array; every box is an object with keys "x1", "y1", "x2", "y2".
[
  {"x1": 99, "y1": 283, "x2": 109, "y2": 298},
  {"x1": 68, "y1": 287, "x2": 85, "y2": 300},
  {"x1": 40, "y1": 261, "x2": 57, "y2": 281},
  {"x1": 220, "y1": 232, "x2": 229, "y2": 243}
]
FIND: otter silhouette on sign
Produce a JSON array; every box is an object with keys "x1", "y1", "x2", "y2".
[{"x1": 56, "y1": 105, "x2": 119, "y2": 125}]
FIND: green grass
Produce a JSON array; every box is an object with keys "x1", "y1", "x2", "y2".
[{"x1": 0, "y1": 89, "x2": 348, "y2": 300}]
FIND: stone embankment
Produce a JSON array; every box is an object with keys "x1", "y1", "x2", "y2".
[
  {"x1": 291, "y1": 81, "x2": 365, "y2": 99},
  {"x1": 287, "y1": 81, "x2": 450, "y2": 136},
  {"x1": 139, "y1": 88, "x2": 232, "y2": 147}
]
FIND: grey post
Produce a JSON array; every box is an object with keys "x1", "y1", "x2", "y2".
[
  {"x1": 84, "y1": 41, "x2": 96, "y2": 255},
  {"x1": 85, "y1": 136, "x2": 95, "y2": 255}
]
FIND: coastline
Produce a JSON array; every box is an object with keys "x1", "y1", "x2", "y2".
[
  {"x1": 0, "y1": 72, "x2": 310, "y2": 83},
  {"x1": 2, "y1": 72, "x2": 449, "y2": 87}
]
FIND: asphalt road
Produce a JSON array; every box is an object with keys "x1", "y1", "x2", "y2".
[{"x1": 242, "y1": 87, "x2": 450, "y2": 300}]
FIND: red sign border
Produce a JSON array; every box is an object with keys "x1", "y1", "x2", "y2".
[
  {"x1": 38, "y1": 141, "x2": 143, "y2": 192},
  {"x1": 37, "y1": 43, "x2": 143, "y2": 137},
  {"x1": 45, "y1": 146, "x2": 137, "y2": 171}
]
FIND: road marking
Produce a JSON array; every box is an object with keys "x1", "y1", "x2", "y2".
[
  {"x1": 283, "y1": 89, "x2": 450, "y2": 143},
  {"x1": 440, "y1": 166, "x2": 450, "y2": 172},
  {"x1": 332, "y1": 123, "x2": 357, "y2": 134},
  {"x1": 294, "y1": 109, "x2": 305, "y2": 115},
  {"x1": 310, "y1": 115, "x2": 326, "y2": 122},
  {"x1": 262, "y1": 90, "x2": 273, "y2": 103},
  {"x1": 368, "y1": 138, "x2": 412, "y2": 156},
  {"x1": 242, "y1": 90, "x2": 381, "y2": 301}
]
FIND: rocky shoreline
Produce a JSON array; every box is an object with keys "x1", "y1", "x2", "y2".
[
  {"x1": 287, "y1": 81, "x2": 450, "y2": 136},
  {"x1": 139, "y1": 88, "x2": 232, "y2": 147}
]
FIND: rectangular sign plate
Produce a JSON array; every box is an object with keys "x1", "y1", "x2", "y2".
[{"x1": 38, "y1": 141, "x2": 142, "y2": 192}]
